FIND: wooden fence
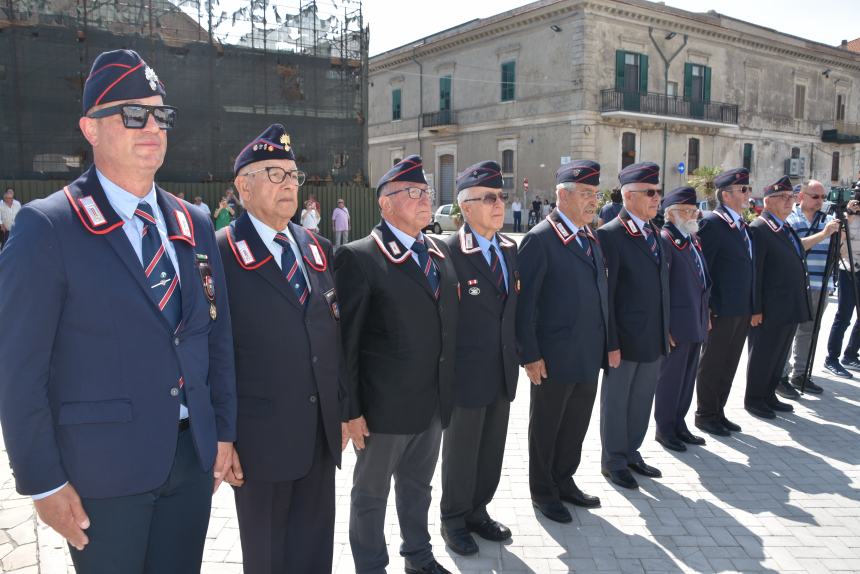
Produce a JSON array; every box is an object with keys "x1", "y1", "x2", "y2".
[{"x1": 0, "y1": 180, "x2": 380, "y2": 240}]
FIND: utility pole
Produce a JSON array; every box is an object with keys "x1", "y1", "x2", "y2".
[{"x1": 649, "y1": 28, "x2": 687, "y2": 186}]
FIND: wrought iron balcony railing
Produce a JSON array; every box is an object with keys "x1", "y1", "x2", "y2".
[{"x1": 600, "y1": 89, "x2": 738, "y2": 125}]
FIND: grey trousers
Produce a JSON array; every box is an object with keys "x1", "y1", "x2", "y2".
[
  {"x1": 785, "y1": 289, "x2": 826, "y2": 379},
  {"x1": 334, "y1": 230, "x2": 349, "y2": 248},
  {"x1": 349, "y1": 417, "x2": 442, "y2": 574},
  {"x1": 600, "y1": 358, "x2": 662, "y2": 471}
]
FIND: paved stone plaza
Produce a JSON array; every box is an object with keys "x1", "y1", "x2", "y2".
[{"x1": 2, "y1": 302, "x2": 860, "y2": 573}]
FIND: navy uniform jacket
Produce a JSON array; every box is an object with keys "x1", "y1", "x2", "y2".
[
  {"x1": 334, "y1": 221, "x2": 459, "y2": 434},
  {"x1": 517, "y1": 209, "x2": 609, "y2": 383},
  {"x1": 697, "y1": 206, "x2": 755, "y2": 317},
  {"x1": 216, "y1": 213, "x2": 345, "y2": 482},
  {"x1": 660, "y1": 222, "x2": 712, "y2": 344},
  {"x1": 0, "y1": 166, "x2": 236, "y2": 498},
  {"x1": 597, "y1": 209, "x2": 670, "y2": 363},
  {"x1": 750, "y1": 212, "x2": 812, "y2": 325},
  {"x1": 444, "y1": 224, "x2": 519, "y2": 408}
]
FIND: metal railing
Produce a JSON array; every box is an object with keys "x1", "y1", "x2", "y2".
[
  {"x1": 600, "y1": 89, "x2": 738, "y2": 124},
  {"x1": 422, "y1": 110, "x2": 457, "y2": 128}
]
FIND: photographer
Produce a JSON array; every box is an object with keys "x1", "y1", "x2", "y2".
[
  {"x1": 781, "y1": 180, "x2": 840, "y2": 395},
  {"x1": 825, "y1": 194, "x2": 860, "y2": 378}
]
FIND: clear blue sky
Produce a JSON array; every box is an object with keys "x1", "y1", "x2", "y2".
[{"x1": 366, "y1": 0, "x2": 859, "y2": 56}]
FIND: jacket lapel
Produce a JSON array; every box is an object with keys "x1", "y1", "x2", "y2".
[
  {"x1": 763, "y1": 212, "x2": 805, "y2": 262},
  {"x1": 547, "y1": 209, "x2": 594, "y2": 267},
  {"x1": 619, "y1": 208, "x2": 659, "y2": 264},
  {"x1": 459, "y1": 224, "x2": 505, "y2": 295},
  {"x1": 373, "y1": 221, "x2": 435, "y2": 300},
  {"x1": 289, "y1": 222, "x2": 329, "y2": 299},
  {"x1": 158, "y1": 189, "x2": 200, "y2": 329}
]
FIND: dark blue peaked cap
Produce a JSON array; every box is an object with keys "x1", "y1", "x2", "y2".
[
  {"x1": 764, "y1": 175, "x2": 794, "y2": 196},
  {"x1": 234, "y1": 124, "x2": 296, "y2": 176},
  {"x1": 457, "y1": 161, "x2": 502, "y2": 191},
  {"x1": 556, "y1": 160, "x2": 600, "y2": 186},
  {"x1": 662, "y1": 186, "x2": 697, "y2": 209},
  {"x1": 619, "y1": 162, "x2": 660, "y2": 185},
  {"x1": 83, "y1": 49, "x2": 166, "y2": 115},
  {"x1": 714, "y1": 167, "x2": 749, "y2": 189},
  {"x1": 376, "y1": 155, "x2": 427, "y2": 196}
]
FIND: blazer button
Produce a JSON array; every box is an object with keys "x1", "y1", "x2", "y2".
[
  {"x1": 169, "y1": 387, "x2": 179, "y2": 397},
  {"x1": 309, "y1": 395, "x2": 317, "y2": 403},
  {"x1": 439, "y1": 356, "x2": 445, "y2": 363},
  {"x1": 173, "y1": 337, "x2": 180, "y2": 346},
  {"x1": 312, "y1": 356, "x2": 318, "y2": 363}
]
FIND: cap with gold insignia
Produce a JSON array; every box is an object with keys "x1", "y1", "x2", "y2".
[
  {"x1": 556, "y1": 160, "x2": 600, "y2": 186},
  {"x1": 82, "y1": 49, "x2": 166, "y2": 115},
  {"x1": 763, "y1": 175, "x2": 794, "y2": 196},
  {"x1": 233, "y1": 123, "x2": 296, "y2": 175},
  {"x1": 457, "y1": 160, "x2": 502, "y2": 191}
]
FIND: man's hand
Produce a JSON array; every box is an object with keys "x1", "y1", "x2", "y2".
[
  {"x1": 213, "y1": 441, "x2": 234, "y2": 493},
  {"x1": 708, "y1": 317, "x2": 712, "y2": 332},
  {"x1": 341, "y1": 422, "x2": 350, "y2": 451},
  {"x1": 823, "y1": 219, "x2": 841, "y2": 236},
  {"x1": 224, "y1": 449, "x2": 245, "y2": 488},
  {"x1": 524, "y1": 359, "x2": 548, "y2": 385},
  {"x1": 608, "y1": 349, "x2": 621, "y2": 368},
  {"x1": 347, "y1": 416, "x2": 370, "y2": 450},
  {"x1": 751, "y1": 313, "x2": 763, "y2": 327},
  {"x1": 669, "y1": 333, "x2": 677, "y2": 348},
  {"x1": 33, "y1": 484, "x2": 90, "y2": 551}
]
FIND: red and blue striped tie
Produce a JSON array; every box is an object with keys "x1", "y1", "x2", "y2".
[
  {"x1": 273, "y1": 232, "x2": 309, "y2": 307},
  {"x1": 488, "y1": 244, "x2": 507, "y2": 299},
  {"x1": 135, "y1": 202, "x2": 181, "y2": 330},
  {"x1": 411, "y1": 239, "x2": 441, "y2": 300}
]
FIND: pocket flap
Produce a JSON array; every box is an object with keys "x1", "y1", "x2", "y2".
[{"x1": 58, "y1": 400, "x2": 133, "y2": 425}]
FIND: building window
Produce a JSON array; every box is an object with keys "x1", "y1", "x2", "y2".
[
  {"x1": 832, "y1": 151, "x2": 840, "y2": 182},
  {"x1": 667, "y1": 81, "x2": 678, "y2": 97},
  {"x1": 501, "y1": 149, "x2": 515, "y2": 192},
  {"x1": 439, "y1": 154, "x2": 456, "y2": 204},
  {"x1": 743, "y1": 143, "x2": 754, "y2": 171},
  {"x1": 687, "y1": 138, "x2": 700, "y2": 173},
  {"x1": 392, "y1": 88, "x2": 401, "y2": 121},
  {"x1": 794, "y1": 84, "x2": 806, "y2": 119},
  {"x1": 501, "y1": 61, "x2": 516, "y2": 102},
  {"x1": 621, "y1": 132, "x2": 636, "y2": 169},
  {"x1": 439, "y1": 75, "x2": 451, "y2": 112},
  {"x1": 684, "y1": 63, "x2": 711, "y2": 102},
  {"x1": 791, "y1": 146, "x2": 801, "y2": 159},
  {"x1": 392, "y1": 157, "x2": 402, "y2": 166},
  {"x1": 837, "y1": 94, "x2": 846, "y2": 121},
  {"x1": 615, "y1": 51, "x2": 649, "y2": 94}
]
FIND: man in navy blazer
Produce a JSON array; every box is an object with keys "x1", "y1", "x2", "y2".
[
  {"x1": 517, "y1": 160, "x2": 608, "y2": 523},
  {"x1": 653, "y1": 187, "x2": 711, "y2": 452},
  {"x1": 0, "y1": 50, "x2": 236, "y2": 573},
  {"x1": 694, "y1": 168, "x2": 754, "y2": 437}
]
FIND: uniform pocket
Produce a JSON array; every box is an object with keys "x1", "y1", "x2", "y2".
[{"x1": 57, "y1": 399, "x2": 132, "y2": 425}]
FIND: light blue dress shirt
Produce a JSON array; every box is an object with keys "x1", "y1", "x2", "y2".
[
  {"x1": 384, "y1": 219, "x2": 426, "y2": 267},
  {"x1": 247, "y1": 212, "x2": 310, "y2": 289},
  {"x1": 724, "y1": 205, "x2": 753, "y2": 258},
  {"x1": 472, "y1": 231, "x2": 509, "y2": 290}
]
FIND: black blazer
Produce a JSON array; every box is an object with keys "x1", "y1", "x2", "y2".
[
  {"x1": 517, "y1": 209, "x2": 609, "y2": 384},
  {"x1": 750, "y1": 212, "x2": 812, "y2": 325},
  {"x1": 334, "y1": 220, "x2": 459, "y2": 434},
  {"x1": 660, "y1": 222, "x2": 711, "y2": 344},
  {"x1": 697, "y1": 206, "x2": 755, "y2": 317},
  {"x1": 597, "y1": 208, "x2": 670, "y2": 363},
  {"x1": 217, "y1": 213, "x2": 345, "y2": 482},
  {"x1": 444, "y1": 224, "x2": 519, "y2": 408}
]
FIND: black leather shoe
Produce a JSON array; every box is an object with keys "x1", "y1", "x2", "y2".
[
  {"x1": 791, "y1": 376, "x2": 823, "y2": 394},
  {"x1": 695, "y1": 419, "x2": 730, "y2": 436},
  {"x1": 677, "y1": 429, "x2": 706, "y2": 445},
  {"x1": 628, "y1": 461, "x2": 662, "y2": 478},
  {"x1": 841, "y1": 357, "x2": 860, "y2": 370},
  {"x1": 602, "y1": 468, "x2": 638, "y2": 489},
  {"x1": 405, "y1": 559, "x2": 453, "y2": 574},
  {"x1": 466, "y1": 519, "x2": 511, "y2": 542},
  {"x1": 440, "y1": 525, "x2": 478, "y2": 556},
  {"x1": 532, "y1": 499, "x2": 572, "y2": 523},
  {"x1": 720, "y1": 417, "x2": 742, "y2": 432},
  {"x1": 824, "y1": 358, "x2": 854, "y2": 379},
  {"x1": 775, "y1": 378, "x2": 801, "y2": 400},
  {"x1": 559, "y1": 483, "x2": 601, "y2": 508},
  {"x1": 655, "y1": 434, "x2": 687, "y2": 452},
  {"x1": 766, "y1": 396, "x2": 794, "y2": 412},
  {"x1": 745, "y1": 403, "x2": 776, "y2": 419}
]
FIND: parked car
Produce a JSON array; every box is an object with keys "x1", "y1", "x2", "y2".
[
  {"x1": 748, "y1": 197, "x2": 764, "y2": 216},
  {"x1": 423, "y1": 204, "x2": 459, "y2": 234}
]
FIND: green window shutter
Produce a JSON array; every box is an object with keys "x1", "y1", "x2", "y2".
[
  {"x1": 501, "y1": 61, "x2": 515, "y2": 101},
  {"x1": 639, "y1": 54, "x2": 649, "y2": 94},
  {"x1": 392, "y1": 88, "x2": 401, "y2": 120},
  {"x1": 683, "y1": 63, "x2": 693, "y2": 101},
  {"x1": 615, "y1": 50, "x2": 625, "y2": 90},
  {"x1": 703, "y1": 66, "x2": 712, "y2": 103},
  {"x1": 439, "y1": 75, "x2": 451, "y2": 111}
]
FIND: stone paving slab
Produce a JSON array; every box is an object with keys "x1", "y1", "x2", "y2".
[{"x1": 1, "y1": 301, "x2": 859, "y2": 573}]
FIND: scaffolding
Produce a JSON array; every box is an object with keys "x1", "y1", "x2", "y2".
[{"x1": 0, "y1": 0, "x2": 368, "y2": 183}]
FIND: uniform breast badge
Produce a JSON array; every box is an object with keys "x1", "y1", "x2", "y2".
[{"x1": 196, "y1": 253, "x2": 217, "y2": 320}]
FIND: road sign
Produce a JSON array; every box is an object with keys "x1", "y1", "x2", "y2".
[{"x1": 677, "y1": 162, "x2": 686, "y2": 175}]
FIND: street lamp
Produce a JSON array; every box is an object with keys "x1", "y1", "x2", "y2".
[{"x1": 649, "y1": 27, "x2": 688, "y2": 186}]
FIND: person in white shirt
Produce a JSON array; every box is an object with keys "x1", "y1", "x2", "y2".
[
  {"x1": 0, "y1": 188, "x2": 22, "y2": 249},
  {"x1": 511, "y1": 197, "x2": 523, "y2": 232},
  {"x1": 301, "y1": 199, "x2": 320, "y2": 233}
]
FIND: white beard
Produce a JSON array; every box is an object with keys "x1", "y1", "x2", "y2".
[{"x1": 681, "y1": 218, "x2": 700, "y2": 235}]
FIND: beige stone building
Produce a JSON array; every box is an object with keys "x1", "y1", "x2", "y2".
[{"x1": 367, "y1": 0, "x2": 860, "y2": 218}]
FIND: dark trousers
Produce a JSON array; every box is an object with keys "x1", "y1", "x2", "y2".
[
  {"x1": 529, "y1": 380, "x2": 597, "y2": 503},
  {"x1": 440, "y1": 395, "x2": 510, "y2": 529},
  {"x1": 654, "y1": 341, "x2": 702, "y2": 438},
  {"x1": 350, "y1": 417, "x2": 442, "y2": 574},
  {"x1": 746, "y1": 321, "x2": 797, "y2": 407},
  {"x1": 827, "y1": 269, "x2": 860, "y2": 361},
  {"x1": 69, "y1": 427, "x2": 212, "y2": 574},
  {"x1": 512, "y1": 211, "x2": 522, "y2": 233},
  {"x1": 695, "y1": 314, "x2": 750, "y2": 423},
  {"x1": 233, "y1": 423, "x2": 335, "y2": 574}
]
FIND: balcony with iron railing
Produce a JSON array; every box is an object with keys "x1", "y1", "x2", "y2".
[
  {"x1": 822, "y1": 120, "x2": 860, "y2": 144},
  {"x1": 600, "y1": 89, "x2": 739, "y2": 125},
  {"x1": 422, "y1": 110, "x2": 457, "y2": 129}
]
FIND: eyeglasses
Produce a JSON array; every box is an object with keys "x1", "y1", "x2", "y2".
[
  {"x1": 769, "y1": 193, "x2": 797, "y2": 202},
  {"x1": 673, "y1": 207, "x2": 700, "y2": 216},
  {"x1": 630, "y1": 188, "x2": 663, "y2": 197},
  {"x1": 728, "y1": 185, "x2": 753, "y2": 194},
  {"x1": 86, "y1": 104, "x2": 178, "y2": 130},
  {"x1": 462, "y1": 191, "x2": 509, "y2": 205},
  {"x1": 240, "y1": 166, "x2": 306, "y2": 186},
  {"x1": 385, "y1": 186, "x2": 435, "y2": 200}
]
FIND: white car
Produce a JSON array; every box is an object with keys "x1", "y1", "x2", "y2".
[{"x1": 424, "y1": 204, "x2": 459, "y2": 234}]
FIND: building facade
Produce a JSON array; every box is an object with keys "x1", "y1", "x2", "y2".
[{"x1": 367, "y1": 0, "x2": 860, "y2": 217}]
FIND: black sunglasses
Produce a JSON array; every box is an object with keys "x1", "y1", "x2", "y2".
[
  {"x1": 630, "y1": 188, "x2": 662, "y2": 197},
  {"x1": 462, "y1": 191, "x2": 509, "y2": 205},
  {"x1": 86, "y1": 104, "x2": 178, "y2": 130}
]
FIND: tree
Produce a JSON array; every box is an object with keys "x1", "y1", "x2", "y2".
[{"x1": 687, "y1": 166, "x2": 721, "y2": 210}]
